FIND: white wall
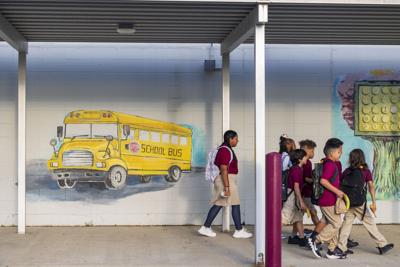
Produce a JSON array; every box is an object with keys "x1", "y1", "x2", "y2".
[{"x1": 0, "y1": 42, "x2": 399, "y2": 226}]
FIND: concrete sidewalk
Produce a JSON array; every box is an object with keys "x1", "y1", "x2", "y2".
[
  {"x1": 282, "y1": 225, "x2": 399, "y2": 267},
  {"x1": 0, "y1": 225, "x2": 398, "y2": 266}
]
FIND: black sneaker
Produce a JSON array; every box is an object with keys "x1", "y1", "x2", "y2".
[
  {"x1": 347, "y1": 239, "x2": 359, "y2": 248},
  {"x1": 298, "y1": 237, "x2": 307, "y2": 247},
  {"x1": 378, "y1": 243, "x2": 394, "y2": 255},
  {"x1": 326, "y1": 248, "x2": 347, "y2": 260},
  {"x1": 307, "y1": 237, "x2": 322, "y2": 258},
  {"x1": 345, "y1": 249, "x2": 354, "y2": 254},
  {"x1": 288, "y1": 235, "x2": 300, "y2": 245}
]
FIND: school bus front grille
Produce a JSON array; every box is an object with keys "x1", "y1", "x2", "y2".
[{"x1": 62, "y1": 150, "x2": 93, "y2": 167}]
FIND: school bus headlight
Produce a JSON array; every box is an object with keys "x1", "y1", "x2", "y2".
[
  {"x1": 51, "y1": 162, "x2": 58, "y2": 167},
  {"x1": 96, "y1": 162, "x2": 105, "y2": 168}
]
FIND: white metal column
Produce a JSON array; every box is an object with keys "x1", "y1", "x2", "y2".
[
  {"x1": 254, "y1": 24, "x2": 266, "y2": 264},
  {"x1": 222, "y1": 52, "x2": 231, "y2": 231},
  {"x1": 17, "y1": 51, "x2": 27, "y2": 234}
]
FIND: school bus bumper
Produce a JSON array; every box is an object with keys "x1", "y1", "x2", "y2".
[{"x1": 51, "y1": 169, "x2": 107, "y2": 181}]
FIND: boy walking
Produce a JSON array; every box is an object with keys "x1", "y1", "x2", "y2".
[{"x1": 308, "y1": 138, "x2": 347, "y2": 259}]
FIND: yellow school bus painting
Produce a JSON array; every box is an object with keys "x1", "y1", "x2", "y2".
[{"x1": 48, "y1": 110, "x2": 192, "y2": 190}]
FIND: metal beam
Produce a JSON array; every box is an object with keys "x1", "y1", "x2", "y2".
[
  {"x1": 0, "y1": 12, "x2": 27, "y2": 52},
  {"x1": 222, "y1": 53, "x2": 231, "y2": 232},
  {"x1": 254, "y1": 24, "x2": 266, "y2": 265},
  {"x1": 221, "y1": 4, "x2": 267, "y2": 55},
  {"x1": 18, "y1": 51, "x2": 27, "y2": 234}
]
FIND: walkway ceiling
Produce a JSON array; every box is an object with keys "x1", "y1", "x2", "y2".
[{"x1": 1, "y1": 1, "x2": 400, "y2": 45}]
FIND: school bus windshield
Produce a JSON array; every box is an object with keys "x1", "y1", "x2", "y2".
[{"x1": 65, "y1": 123, "x2": 118, "y2": 139}]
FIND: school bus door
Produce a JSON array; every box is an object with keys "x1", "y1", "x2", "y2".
[{"x1": 120, "y1": 125, "x2": 142, "y2": 172}]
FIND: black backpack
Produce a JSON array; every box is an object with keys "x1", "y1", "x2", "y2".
[
  {"x1": 340, "y1": 168, "x2": 367, "y2": 207},
  {"x1": 311, "y1": 161, "x2": 338, "y2": 205}
]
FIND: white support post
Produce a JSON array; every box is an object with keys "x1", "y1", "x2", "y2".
[
  {"x1": 17, "y1": 51, "x2": 27, "y2": 234},
  {"x1": 254, "y1": 24, "x2": 266, "y2": 265},
  {"x1": 222, "y1": 53, "x2": 230, "y2": 231}
]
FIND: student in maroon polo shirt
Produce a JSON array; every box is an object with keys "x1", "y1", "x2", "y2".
[
  {"x1": 308, "y1": 138, "x2": 347, "y2": 260},
  {"x1": 299, "y1": 139, "x2": 319, "y2": 227},
  {"x1": 198, "y1": 130, "x2": 252, "y2": 239},
  {"x1": 282, "y1": 149, "x2": 309, "y2": 247},
  {"x1": 338, "y1": 149, "x2": 394, "y2": 255}
]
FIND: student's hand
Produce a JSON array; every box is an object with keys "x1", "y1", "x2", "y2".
[
  {"x1": 224, "y1": 187, "x2": 230, "y2": 197},
  {"x1": 336, "y1": 190, "x2": 344, "y2": 199},
  {"x1": 300, "y1": 201, "x2": 307, "y2": 211},
  {"x1": 370, "y1": 202, "x2": 377, "y2": 215}
]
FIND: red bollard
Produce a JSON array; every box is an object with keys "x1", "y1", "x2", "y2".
[{"x1": 266, "y1": 152, "x2": 282, "y2": 267}]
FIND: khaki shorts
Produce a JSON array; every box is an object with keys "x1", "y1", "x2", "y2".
[
  {"x1": 282, "y1": 192, "x2": 304, "y2": 225},
  {"x1": 210, "y1": 174, "x2": 240, "y2": 206},
  {"x1": 303, "y1": 197, "x2": 317, "y2": 215}
]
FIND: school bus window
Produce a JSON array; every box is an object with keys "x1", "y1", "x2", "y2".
[
  {"x1": 128, "y1": 128, "x2": 135, "y2": 139},
  {"x1": 151, "y1": 132, "x2": 160, "y2": 142},
  {"x1": 180, "y1": 137, "x2": 187, "y2": 146},
  {"x1": 162, "y1": 133, "x2": 169, "y2": 143},
  {"x1": 139, "y1": 130, "x2": 149, "y2": 141},
  {"x1": 171, "y1": 135, "x2": 179, "y2": 145}
]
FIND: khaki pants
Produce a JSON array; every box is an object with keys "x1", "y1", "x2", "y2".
[
  {"x1": 338, "y1": 204, "x2": 388, "y2": 251},
  {"x1": 316, "y1": 206, "x2": 342, "y2": 251},
  {"x1": 282, "y1": 191, "x2": 304, "y2": 225}
]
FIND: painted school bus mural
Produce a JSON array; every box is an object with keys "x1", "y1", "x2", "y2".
[{"x1": 48, "y1": 110, "x2": 192, "y2": 190}]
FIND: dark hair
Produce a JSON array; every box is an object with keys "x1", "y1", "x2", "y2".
[
  {"x1": 299, "y1": 139, "x2": 317, "y2": 149},
  {"x1": 221, "y1": 130, "x2": 238, "y2": 161},
  {"x1": 289, "y1": 149, "x2": 307, "y2": 165},
  {"x1": 323, "y1": 138, "x2": 343, "y2": 156},
  {"x1": 279, "y1": 135, "x2": 296, "y2": 154},
  {"x1": 348, "y1": 149, "x2": 368, "y2": 169},
  {"x1": 222, "y1": 130, "x2": 238, "y2": 148}
]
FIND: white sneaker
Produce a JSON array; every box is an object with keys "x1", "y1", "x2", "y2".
[
  {"x1": 233, "y1": 228, "x2": 253, "y2": 239},
  {"x1": 198, "y1": 226, "x2": 216, "y2": 237}
]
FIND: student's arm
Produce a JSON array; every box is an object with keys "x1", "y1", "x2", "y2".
[
  {"x1": 368, "y1": 180, "x2": 376, "y2": 213},
  {"x1": 219, "y1": 165, "x2": 230, "y2": 196},
  {"x1": 368, "y1": 181, "x2": 376, "y2": 203},
  {"x1": 320, "y1": 179, "x2": 344, "y2": 198},
  {"x1": 294, "y1": 182, "x2": 306, "y2": 211}
]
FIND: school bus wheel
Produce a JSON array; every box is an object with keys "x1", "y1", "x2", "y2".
[
  {"x1": 139, "y1": 176, "x2": 152, "y2": 183},
  {"x1": 165, "y1": 166, "x2": 182, "y2": 182},
  {"x1": 56, "y1": 179, "x2": 76, "y2": 189},
  {"x1": 105, "y1": 166, "x2": 127, "y2": 190}
]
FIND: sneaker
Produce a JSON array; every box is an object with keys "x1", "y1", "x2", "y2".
[
  {"x1": 233, "y1": 228, "x2": 253, "y2": 239},
  {"x1": 304, "y1": 231, "x2": 313, "y2": 238},
  {"x1": 326, "y1": 248, "x2": 347, "y2": 259},
  {"x1": 298, "y1": 237, "x2": 308, "y2": 247},
  {"x1": 307, "y1": 237, "x2": 322, "y2": 259},
  {"x1": 198, "y1": 226, "x2": 216, "y2": 237},
  {"x1": 347, "y1": 239, "x2": 359, "y2": 248},
  {"x1": 378, "y1": 243, "x2": 394, "y2": 255},
  {"x1": 288, "y1": 235, "x2": 300, "y2": 245},
  {"x1": 345, "y1": 249, "x2": 354, "y2": 254}
]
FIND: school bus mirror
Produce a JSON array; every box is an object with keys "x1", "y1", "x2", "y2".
[
  {"x1": 106, "y1": 135, "x2": 114, "y2": 142},
  {"x1": 57, "y1": 126, "x2": 63, "y2": 138},
  {"x1": 123, "y1": 125, "x2": 130, "y2": 137},
  {"x1": 50, "y1": 138, "x2": 57, "y2": 147}
]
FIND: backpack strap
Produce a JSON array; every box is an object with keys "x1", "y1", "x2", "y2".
[{"x1": 330, "y1": 165, "x2": 339, "y2": 184}]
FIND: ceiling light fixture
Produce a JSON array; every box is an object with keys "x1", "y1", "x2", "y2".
[{"x1": 117, "y1": 23, "x2": 136, "y2": 34}]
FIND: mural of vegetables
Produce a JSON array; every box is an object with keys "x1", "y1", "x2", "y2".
[{"x1": 337, "y1": 70, "x2": 400, "y2": 198}]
